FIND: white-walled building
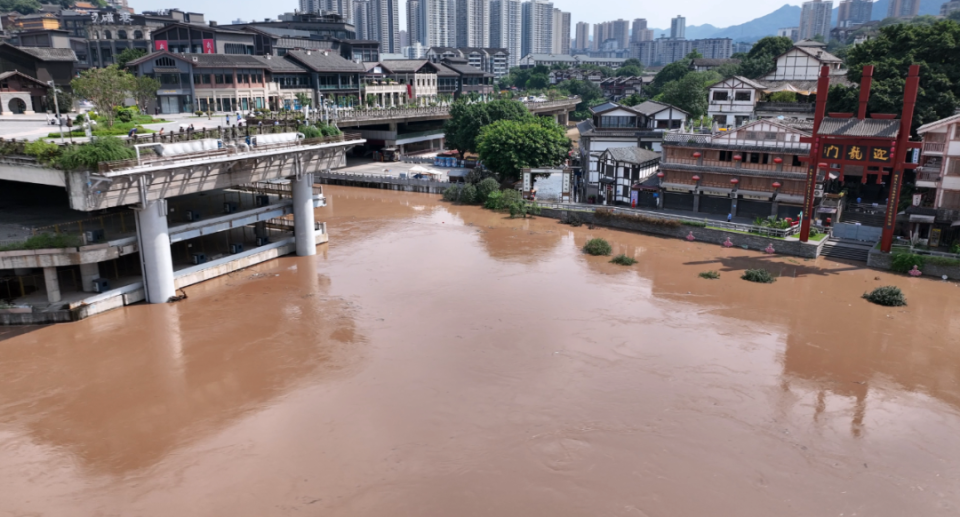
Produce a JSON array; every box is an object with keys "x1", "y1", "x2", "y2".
[
  {"x1": 916, "y1": 113, "x2": 960, "y2": 246},
  {"x1": 763, "y1": 40, "x2": 843, "y2": 82},
  {"x1": 707, "y1": 76, "x2": 766, "y2": 129}
]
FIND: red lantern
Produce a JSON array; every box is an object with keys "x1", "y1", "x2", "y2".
[
  {"x1": 692, "y1": 175, "x2": 701, "y2": 181},
  {"x1": 818, "y1": 162, "x2": 828, "y2": 169},
  {"x1": 772, "y1": 181, "x2": 782, "y2": 189},
  {"x1": 733, "y1": 154, "x2": 743, "y2": 161},
  {"x1": 773, "y1": 157, "x2": 783, "y2": 164},
  {"x1": 656, "y1": 172, "x2": 665, "y2": 178},
  {"x1": 730, "y1": 178, "x2": 739, "y2": 185},
  {"x1": 693, "y1": 152, "x2": 702, "y2": 158}
]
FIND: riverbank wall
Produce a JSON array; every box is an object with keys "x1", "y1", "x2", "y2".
[
  {"x1": 538, "y1": 208, "x2": 826, "y2": 259},
  {"x1": 867, "y1": 249, "x2": 960, "y2": 280}
]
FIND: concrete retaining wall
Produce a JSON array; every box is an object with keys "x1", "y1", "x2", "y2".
[
  {"x1": 540, "y1": 208, "x2": 824, "y2": 259},
  {"x1": 867, "y1": 249, "x2": 960, "y2": 280}
]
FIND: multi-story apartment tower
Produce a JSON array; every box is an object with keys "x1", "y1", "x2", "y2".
[
  {"x1": 407, "y1": 0, "x2": 424, "y2": 45},
  {"x1": 456, "y1": 0, "x2": 490, "y2": 48},
  {"x1": 837, "y1": 0, "x2": 873, "y2": 27},
  {"x1": 551, "y1": 9, "x2": 570, "y2": 54},
  {"x1": 887, "y1": 0, "x2": 921, "y2": 18},
  {"x1": 354, "y1": 0, "x2": 373, "y2": 39},
  {"x1": 575, "y1": 21, "x2": 589, "y2": 51},
  {"x1": 611, "y1": 19, "x2": 629, "y2": 49},
  {"x1": 521, "y1": 0, "x2": 553, "y2": 58},
  {"x1": 632, "y1": 18, "x2": 653, "y2": 43},
  {"x1": 374, "y1": 0, "x2": 400, "y2": 53},
  {"x1": 670, "y1": 15, "x2": 685, "y2": 40},
  {"x1": 420, "y1": 0, "x2": 456, "y2": 47},
  {"x1": 799, "y1": 0, "x2": 833, "y2": 42},
  {"x1": 490, "y1": 0, "x2": 522, "y2": 67}
]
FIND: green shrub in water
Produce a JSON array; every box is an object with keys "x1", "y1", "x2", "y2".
[
  {"x1": 699, "y1": 270, "x2": 720, "y2": 279},
  {"x1": 742, "y1": 268, "x2": 775, "y2": 283},
  {"x1": 583, "y1": 238, "x2": 612, "y2": 256},
  {"x1": 475, "y1": 177, "x2": 500, "y2": 204},
  {"x1": 610, "y1": 254, "x2": 637, "y2": 265},
  {"x1": 863, "y1": 286, "x2": 907, "y2": 306},
  {"x1": 891, "y1": 252, "x2": 924, "y2": 274}
]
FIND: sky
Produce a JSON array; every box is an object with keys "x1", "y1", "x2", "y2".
[{"x1": 134, "y1": 0, "x2": 807, "y2": 32}]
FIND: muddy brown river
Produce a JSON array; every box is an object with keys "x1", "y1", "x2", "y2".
[{"x1": 2, "y1": 186, "x2": 959, "y2": 516}]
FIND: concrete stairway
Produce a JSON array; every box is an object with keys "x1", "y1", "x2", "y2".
[{"x1": 820, "y1": 237, "x2": 874, "y2": 262}]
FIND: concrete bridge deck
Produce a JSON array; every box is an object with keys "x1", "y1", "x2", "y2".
[{"x1": 334, "y1": 98, "x2": 580, "y2": 127}]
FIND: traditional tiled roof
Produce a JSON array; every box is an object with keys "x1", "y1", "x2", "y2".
[
  {"x1": 6, "y1": 45, "x2": 77, "y2": 62},
  {"x1": 918, "y1": 113, "x2": 960, "y2": 134},
  {"x1": 251, "y1": 55, "x2": 309, "y2": 72},
  {"x1": 818, "y1": 117, "x2": 900, "y2": 138},
  {"x1": 285, "y1": 49, "x2": 365, "y2": 72},
  {"x1": 180, "y1": 54, "x2": 267, "y2": 68},
  {"x1": 632, "y1": 100, "x2": 688, "y2": 117},
  {"x1": 603, "y1": 147, "x2": 661, "y2": 165},
  {"x1": 0, "y1": 70, "x2": 50, "y2": 87}
]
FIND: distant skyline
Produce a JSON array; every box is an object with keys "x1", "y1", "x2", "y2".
[{"x1": 133, "y1": 0, "x2": 814, "y2": 33}]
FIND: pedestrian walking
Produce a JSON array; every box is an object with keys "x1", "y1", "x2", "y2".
[
  {"x1": 128, "y1": 127, "x2": 138, "y2": 138},
  {"x1": 727, "y1": 213, "x2": 733, "y2": 223},
  {"x1": 159, "y1": 127, "x2": 165, "y2": 136}
]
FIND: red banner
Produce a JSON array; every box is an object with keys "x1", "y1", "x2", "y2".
[
  {"x1": 202, "y1": 39, "x2": 215, "y2": 54},
  {"x1": 154, "y1": 40, "x2": 168, "y2": 51}
]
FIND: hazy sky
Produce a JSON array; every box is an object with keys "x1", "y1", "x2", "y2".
[{"x1": 135, "y1": 0, "x2": 806, "y2": 31}]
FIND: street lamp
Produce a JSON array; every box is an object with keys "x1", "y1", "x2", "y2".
[{"x1": 48, "y1": 80, "x2": 64, "y2": 143}]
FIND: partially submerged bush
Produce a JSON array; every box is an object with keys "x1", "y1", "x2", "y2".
[
  {"x1": 610, "y1": 254, "x2": 637, "y2": 265},
  {"x1": 59, "y1": 137, "x2": 136, "y2": 170},
  {"x1": 891, "y1": 252, "x2": 925, "y2": 274},
  {"x1": 742, "y1": 269, "x2": 775, "y2": 283},
  {"x1": 583, "y1": 238, "x2": 612, "y2": 256},
  {"x1": 475, "y1": 177, "x2": 499, "y2": 204},
  {"x1": 442, "y1": 184, "x2": 477, "y2": 204},
  {"x1": 565, "y1": 212, "x2": 583, "y2": 227},
  {"x1": 863, "y1": 286, "x2": 907, "y2": 306},
  {"x1": 699, "y1": 270, "x2": 720, "y2": 279}
]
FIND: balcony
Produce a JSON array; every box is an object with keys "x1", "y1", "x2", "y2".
[
  {"x1": 923, "y1": 142, "x2": 945, "y2": 154},
  {"x1": 755, "y1": 102, "x2": 816, "y2": 114}
]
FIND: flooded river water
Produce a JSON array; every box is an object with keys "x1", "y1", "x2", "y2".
[{"x1": 2, "y1": 186, "x2": 960, "y2": 516}]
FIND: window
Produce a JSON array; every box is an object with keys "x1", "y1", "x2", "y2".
[
  {"x1": 118, "y1": 30, "x2": 127, "y2": 40},
  {"x1": 714, "y1": 115, "x2": 728, "y2": 126},
  {"x1": 949, "y1": 160, "x2": 960, "y2": 176},
  {"x1": 193, "y1": 74, "x2": 202, "y2": 85},
  {"x1": 712, "y1": 91, "x2": 728, "y2": 101},
  {"x1": 202, "y1": 74, "x2": 211, "y2": 84},
  {"x1": 792, "y1": 155, "x2": 802, "y2": 167},
  {"x1": 104, "y1": 30, "x2": 112, "y2": 40},
  {"x1": 155, "y1": 57, "x2": 175, "y2": 67},
  {"x1": 224, "y1": 73, "x2": 233, "y2": 84},
  {"x1": 953, "y1": 126, "x2": 960, "y2": 141},
  {"x1": 134, "y1": 30, "x2": 143, "y2": 40},
  {"x1": 599, "y1": 115, "x2": 636, "y2": 128},
  {"x1": 734, "y1": 91, "x2": 752, "y2": 101},
  {"x1": 215, "y1": 74, "x2": 224, "y2": 84},
  {"x1": 719, "y1": 151, "x2": 733, "y2": 162}
]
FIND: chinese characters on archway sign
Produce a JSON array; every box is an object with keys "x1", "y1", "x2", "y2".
[{"x1": 820, "y1": 144, "x2": 893, "y2": 163}]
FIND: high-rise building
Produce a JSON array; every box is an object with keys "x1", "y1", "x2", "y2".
[
  {"x1": 632, "y1": 18, "x2": 653, "y2": 43},
  {"x1": 400, "y1": 29, "x2": 408, "y2": 47},
  {"x1": 670, "y1": 15, "x2": 685, "y2": 40},
  {"x1": 420, "y1": 0, "x2": 456, "y2": 47},
  {"x1": 456, "y1": 0, "x2": 490, "y2": 48},
  {"x1": 887, "y1": 0, "x2": 920, "y2": 18},
  {"x1": 575, "y1": 21, "x2": 589, "y2": 51},
  {"x1": 798, "y1": 0, "x2": 833, "y2": 42},
  {"x1": 943, "y1": 0, "x2": 960, "y2": 17},
  {"x1": 521, "y1": 0, "x2": 553, "y2": 58},
  {"x1": 551, "y1": 9, "x2": 570, "y2": 54},
  {"x1": 374, "y1": 0, "x2": 400, "y2": 53},
  {"x1": 777, "y1": 27, "x2": 800, "y2": 41},
  {"x1": 301, "y1": 0, "x2": 355, "y2": 23},
  {"x1": 407, "y1": 0, "x2": 424, "y2": 45},
  {"x1": 837, "y1": 0, "x2": 872, "y2": 27},
  {"x1": 491, "y1": 0, "x2": 522, "y2": 67},
  {"x1": 354, "y1": 0, "x2": 374, "y2": 39},
  {"x1": 611, "y1": 19, "x2": 629, "y2": 50},
  {"x1": 591, "y1": 22, "x2": 604, "y2": 50}
]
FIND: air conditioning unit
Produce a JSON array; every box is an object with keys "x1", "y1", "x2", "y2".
[
  {"x1": 185, "y1": 210, "x2": 201, "y2": 222},
  {"x1": 223, "y1": 202, "x2": 238, "y2": 214},
  {"x1": 229, "y1": 243, "x2": 244, "y2": 254},
  {"x1": 84, "y1": 229, "x2": 105, "y2": 243},
  {"x1": 191, "y1": 252, "x2": 207, "y2": 265},
  {"x1": 255, "y1": 195, "x2": 270, "y2": 207},
  {"x1": 256, "y1": 237, "x2": 269, "y2": 246},
  {"x1": 93, "y1": 278, "x2": 110, "y2": 293}
]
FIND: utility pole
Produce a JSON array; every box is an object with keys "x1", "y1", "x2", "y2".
[{"x1": 48, "y1": 80, "x2": 64, "y2": 143}]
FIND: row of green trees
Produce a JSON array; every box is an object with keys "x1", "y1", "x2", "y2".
[
  {"x1": 443, "y1": 99, "x2": 570, "y2": 182},
  {"x1": 71, "y1": 65, "x2": 159, "y2": 127}
]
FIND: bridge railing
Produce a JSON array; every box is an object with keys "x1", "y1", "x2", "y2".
[{"x1": 333, "y1": 97, "x2": 580, "y2": 124}]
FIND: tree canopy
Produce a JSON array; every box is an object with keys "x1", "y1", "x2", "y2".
[
  {"x1": 0, "y1": 0, "x2": 41, "y2": 14},
  {"x1": 477, "y1": 117, "x2": 571, "y2": 183},
  {"x1": 616, "y1": 65, "x2": 644, "y2": 77},
  {"x1": 443, "y1": 99, "x2": 532, "y2": 157},
  {"x1": 826, "y1": 19, "x2": 960, "y2": 134},
  {"x1": 738, "y1": 36, "x2": 793, "y2": 79},
  {"x1": 646, "y1": 51, "x2": 701, "y2": 97},
  {"x1": 115, "y1": 48, "x2": 147, "y2": 69},
  {"x1": 554, "y1": 79, "x2": 604, "y2": 120},
  {"x1": 655, "y1": 71, "x2": 720, "y2": 119},
  {"x1": 71, "y1": 65, "x2": 136, "y2": 127}
]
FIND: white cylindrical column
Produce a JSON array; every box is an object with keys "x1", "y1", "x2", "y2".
[
  {"x1": 292, "y1": 170, "x2": 317, "y2": 257},
  {"x1": 79, "y1": 262, "x2": 100, "y2": 292},
  {"x1": 136, "y1": 199, "x2": 176, "y2": 303},
  {"x1": 43, "y1": 266, "x2": 61, "y2": 303}
]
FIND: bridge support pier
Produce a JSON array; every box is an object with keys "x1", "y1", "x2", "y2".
[
  {"x1": 80, "y1": 263, "x2": 100, "y2": 292},
  {"x1": 136, "y1": 199, "x2": 176, "y2": 304},
  {"x1": 293, "y1": 171, "x2": 317, "y2": 257},
  {"x1": 43, "y1": 267, "x2": 61, "y2": 303}
]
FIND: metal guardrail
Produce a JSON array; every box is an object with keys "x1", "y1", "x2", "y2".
[
  {"x1": 316, "y1": 171, "x2": 452, "y2": 188},
  {"x1": 333, "y1": 97, "x2": 580, "y2": 124},
  {"x1": 890, "y1": 244, "x2": 960, "y2": 259},
  {"x1": 536, "y1": 202, "x2": 803, "y2": 238}
]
